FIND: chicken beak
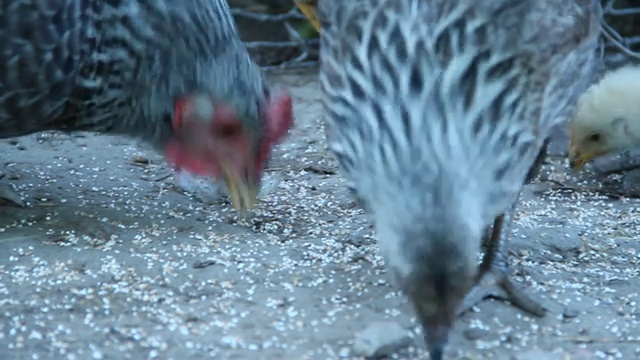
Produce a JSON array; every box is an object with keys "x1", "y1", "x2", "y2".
[
  {"x1": 569, "y1": 151, "x2": 595, "y2": 172},
  {"x1": 294, "y1": 0, "x2": 321, "y2": 33},
  {"x1": 219, "y1": 161, "x2": 258, "y2": 213},
  {"x1": 420, "y1": 320, "x2": 450, "y2": 360},
  {"x1": 411, "y1": 295, "x2": 453, "y2": 360}
]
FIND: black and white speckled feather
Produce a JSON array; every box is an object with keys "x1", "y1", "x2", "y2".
[
  {"x1": 0, "y1": 0, "x2": 267, "y2": 148},
  {"x1": 319, "y1": 0, "x2": 600, "y2": 336}
]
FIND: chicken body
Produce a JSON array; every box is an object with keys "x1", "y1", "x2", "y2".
[
  {"x1": 0, "y1": 0, "x2": 293, "y2": 209},
  {"x1": 319, "y1": 0, "x2": 600, "y2": 358},
  {"x1": 569, "y1": 64, "x2": 640, "y2": 171}
]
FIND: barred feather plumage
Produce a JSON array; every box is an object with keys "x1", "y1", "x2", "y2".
[
  {"x1": 0, "y1": 0, "x2": 266, "y2": 147},
  {"x1": 320, "y1": 0, "x2": 600, "y2": 355},
  {"x1": 321, "y1": 0, "x2": 599, "y2": 222}
]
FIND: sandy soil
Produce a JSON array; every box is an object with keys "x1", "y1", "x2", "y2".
[{"x1": 0, "y1": 69, "x2": 639, "y2": 360}]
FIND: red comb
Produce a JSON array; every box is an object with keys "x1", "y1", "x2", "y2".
[
  {"x1": 265, "y1": 90, "x2": 294, "y2": 143},
  {"x1": 254, "y1": 90, "x2": 294, "y2": 176}
]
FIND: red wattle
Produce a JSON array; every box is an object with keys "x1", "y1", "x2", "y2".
[
  {"x1": 266, "y1": 91, "x2": 294, "y2": 143},
  {"x1": 165, "y1": 142, "x2": 220, "y2": 177}
]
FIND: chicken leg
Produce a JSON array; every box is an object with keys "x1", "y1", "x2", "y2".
[
  {"x1": 458, "y1": 140, "x2": 550, "y2": 318},
  {"x1": 458, "y1": 206, "x2": 547, "y2": 317}
]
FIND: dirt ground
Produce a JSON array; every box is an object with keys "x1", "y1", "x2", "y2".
[{"x1": 0, "y1": 69, "x2": 639, "y2": 360}]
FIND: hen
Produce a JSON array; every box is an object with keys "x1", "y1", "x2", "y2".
[
  {"x1": 0, "y1": 0, "x2": 293, "y2": 210},
  {"x1": 319, "y1": 0, "x2": 600, "y2": 358}
]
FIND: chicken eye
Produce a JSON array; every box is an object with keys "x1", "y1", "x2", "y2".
[
  {"x1": 588, "y1": 132, "x2": 601, "y2": 142},
  {"x1": 214, "y1": 123, "x2": 241, "y2": 138}
]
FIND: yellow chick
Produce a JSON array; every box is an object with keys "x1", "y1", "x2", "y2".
[{"x1": 569, "y1": 64, "x2": 640, "y2": 171}]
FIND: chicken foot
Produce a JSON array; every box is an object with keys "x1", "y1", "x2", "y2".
[
  {"x1": 457, "y1": 140, "x2": 550, "y2": 317},
  {"x1": 457, "y1": 206, "x2": 547, "y2": 317}
]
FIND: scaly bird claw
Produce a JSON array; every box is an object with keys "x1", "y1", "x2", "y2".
[
  {"x1": 457, "y1": 267, "x2": 547, "y2": 317},
  {"x1": 458, "y1": 210, "x2": 548, "y2": 318}
]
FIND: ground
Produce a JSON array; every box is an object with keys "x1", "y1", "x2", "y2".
[{"x1": 0, "y1": 69, "x2": 639, "y2": 360}]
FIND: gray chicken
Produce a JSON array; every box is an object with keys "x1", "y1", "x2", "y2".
[
  {"x1": 0, "y1": 0, "x2": 293, "y2": 210},
  {"x1": 319, "y1": 0, "x2": 600, "y2": 358}
]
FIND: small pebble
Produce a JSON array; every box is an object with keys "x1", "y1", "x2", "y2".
[
  {"x1": 563, "y1": 307, "x2": 579, "y2": 319},
  {"x1": 463, "y1": 328, "x2": 489, "y2": 341},
  {"x1": 512, "y1": 348, "x2": 563, "y2": 360}
]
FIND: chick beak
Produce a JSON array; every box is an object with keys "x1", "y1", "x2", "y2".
[
  {"x1": 569, "y1": 151, "x2": 595, "y2": 172},
  {"x1": 219, "y1": 161, "x2": 258, "y2": 213}
]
